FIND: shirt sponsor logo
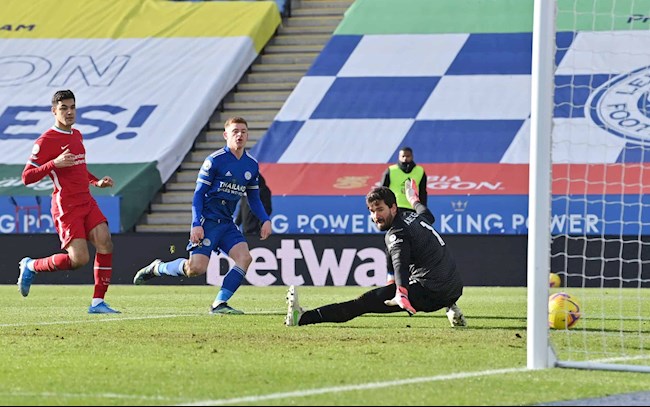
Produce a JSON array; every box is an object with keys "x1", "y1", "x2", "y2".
[
  {"x1": 218, "y1": 181, "x2": 246, "y2": 196},
  {"x1": 589, "y1": 66, "x2": 650, "y2": 145}
]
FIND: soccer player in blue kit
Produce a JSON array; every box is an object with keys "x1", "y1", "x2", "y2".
[{"x1": 133, "y1": 117, "x2": 272, "y2": 314}]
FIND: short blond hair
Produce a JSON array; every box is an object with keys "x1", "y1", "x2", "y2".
[{"x1": 224, "y1": 116, "x2": 248, "y2": 128}]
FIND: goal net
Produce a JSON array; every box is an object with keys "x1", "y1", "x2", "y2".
[{"x1": 528, "y1": 0, "x2": 650, "y2": 372}]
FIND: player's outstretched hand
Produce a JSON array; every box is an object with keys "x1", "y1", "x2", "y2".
[
  {"x1": 405, "y1": 179, "x2": 419, "y2": 207},
  {"x1": 384, "y1": 285, "x2": 416, "y2": 316}
]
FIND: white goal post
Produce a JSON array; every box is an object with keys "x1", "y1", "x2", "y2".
[{"x1": 528, "y1": 0, "x2": 650, "y2": 372}]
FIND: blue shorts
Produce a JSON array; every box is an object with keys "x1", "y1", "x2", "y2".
[{"x1": 190, "y1": 219, "x2": 246, "y2": 257}]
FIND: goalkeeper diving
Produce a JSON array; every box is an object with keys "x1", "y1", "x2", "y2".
[{"x1": 285, "y1": 179, "x2": 467, "y2": 327}]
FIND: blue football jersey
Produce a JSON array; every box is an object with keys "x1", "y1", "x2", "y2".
[{"x1": 192, "y1": 146, "x2": 261, "y2": 225}]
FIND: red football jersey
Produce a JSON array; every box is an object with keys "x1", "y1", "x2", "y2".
[{"x1": 22, "y1": 126, "x2": 98, "y2": 211}]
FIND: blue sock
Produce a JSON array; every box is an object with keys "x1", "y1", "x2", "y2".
[
  {"x1": 216, "y1": 266, "x2": 246, "y2": 303},
  {"x1": 157, "y1": 258, "x2": 187, "y2": 277}
]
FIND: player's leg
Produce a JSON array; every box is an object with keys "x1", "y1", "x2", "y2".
[
  {"x1": 17, "y1": 208, "x2": 86, "y2": 297},
  {"x1": 133, "y1": 220, "x2": 224, "y2": 284},
  {"x1": 133, "y1": 256, "x2": 189, "y2": 284},
  {"x1": 210, "y1": 224, "x2": 249, "y2": 314},
  {"x1": 290, "y1": 285, "x2": 398, "y2": 326},
  {"x1": 87, "y1": 216, "x2": 119, "y2": 314},
  {"x1": 407, "y1": 283, "x2": 466, "y2": 327}
]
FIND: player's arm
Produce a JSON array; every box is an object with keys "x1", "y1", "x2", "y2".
[
  {"x1": 22, "y1": 140, "x2": 75, "y2": 185},
  {"x1": 418, "y1": 170, "x2": 428, "y2": 206},
  {"x1": 387, "y1": 228, "x2": 411, "y2": 288},
  {"x1": 234, "y1": 199, "x2": 243, "y2": 226},
  {"x1": 85, "y1": 170, "x2": 113, "y2": 188},
  {"x1": 246, "y1": 187, "x2": 272, "y2": 239},
  {"x1": 188, "y1": 176, "x2": 210, "y2": 244},
  {"x1": 192, "y1": 180, "x2": 210, "y2": 227},
  {"x1": 192, "y1": 157, "x2": 215, "y2": 228},
  {"x1": 385, "y1": 249, "x2": 395, "y2": 285},
  {"x1": 405, "y1": 179, "x2": 435, "y2": 224},
  {"x1": 22, "y1": 161, "x2": 56, "y2": 185},
  {"x1": 22, "y1": 141, "x2": 65, "y2": 185},
  {"x1": 384, "y1": 228, "x2": 416, "y2": 315},
  {"x1": 246, "y1": 187, "x2": 271, "y2": 224},
  {"x1": 87, "y1": 170, "x2": 99, "y2": 186}
]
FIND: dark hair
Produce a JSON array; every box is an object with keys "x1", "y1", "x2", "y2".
[
  {"x1": 366, "y1": 186, "x2": 397, "y2": 208},
  {"x1": 52, "y1": 90, "x2": 75, "y2": 106},
  {"x1": 224, "y1": 116, "x2": 248, "y2": 128},
  {"x1": 400, "y1": 146, "x2": 413, "y2": 154}
]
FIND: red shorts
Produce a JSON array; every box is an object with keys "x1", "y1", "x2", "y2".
[{"x1": 51, "y1": 199, "x2": 108, "y2": 250}]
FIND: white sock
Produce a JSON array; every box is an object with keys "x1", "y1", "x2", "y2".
[
  {"x1": 212, "y1": 300, "x2": 224, "y2": 309},
  {"x1": 91, "y1": 298, "x2": 104, "y2": 307}
]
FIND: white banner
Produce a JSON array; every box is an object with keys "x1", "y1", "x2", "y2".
[{"x1": 0, "y1": 37, "x2": 256, "y2": 182}]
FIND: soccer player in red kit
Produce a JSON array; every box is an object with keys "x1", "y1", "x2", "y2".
[{"x1": 17, "y1": 89, "x2": 120, "y2": 314}]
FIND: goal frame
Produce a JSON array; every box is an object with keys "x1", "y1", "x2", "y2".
[{"x1": 527, "y1": 0, "x2": 650, "y2": 373}]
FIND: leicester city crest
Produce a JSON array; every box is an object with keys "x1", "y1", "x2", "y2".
[{"x1": 588, "y1": 66, "x2": 650, "y2": 145}]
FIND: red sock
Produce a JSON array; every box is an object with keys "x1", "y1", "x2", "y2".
[
  {"x1": 32, "y1": 254, "x2": 73, "y2": 272},
  {"x1": 93, "y1": 253, "x2": 113, "y2": 299}
]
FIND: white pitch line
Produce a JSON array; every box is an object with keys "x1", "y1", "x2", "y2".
[
  {"x1": 0, "y1": 311, "x2": 283, "y2": 328},
  {"x1": 176, "y1": 367, "x2": 530, "y2": 406}
]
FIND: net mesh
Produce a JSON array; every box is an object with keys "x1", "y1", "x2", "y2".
[{"x1": 548, "y1": 0, "x2": 650, "y2": 368}]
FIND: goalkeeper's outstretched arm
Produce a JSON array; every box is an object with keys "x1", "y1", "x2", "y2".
[{"x1": 405, "y1": 179, "x2": 435, "y2": 223}]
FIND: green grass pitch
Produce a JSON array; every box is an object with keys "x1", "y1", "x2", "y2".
[{"x1": 1, "y1": 285, "x2": 648, "y2": 406}]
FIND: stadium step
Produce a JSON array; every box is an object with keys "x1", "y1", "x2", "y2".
[
  {"x1": 278, "y1": 25, "x2": 342, "y2": 35},
  {"x1": 257, "y1": 52, "x2": 317, "y2": 65},
  {"x1": 251, "y1": 63, "x2": 312, "y2": 73},
  {"x1": 135, "y1": 0, "x2": 355, "y2": 232},
  {"x1": 142, "y1": 212, "x2": 191, "y2": 225},
  {"x1": 269, "y1": 35, "x2": 332, "y2": 46},
  {"x1": 263, "y1": 43, "x2": 325, "y2": 54},
  {"x1": 158, "y1": 191, "x2": 195, "y2": 204},
  {"x1": 180, "y1": 161, "x2": 205, "y2": 172},
  {"x1": 242, "y1": 71, "x2": 305, "y2": 84},
  {"x1": 225, "y1": 90, "x2": 292, "y2": 103},
  {"x1": 298, "y1": 0, "x2": 354, "y2": 9},
  {"x1": 171, "y1": 171, "x2": 201, "y2": 183},
  {"x1": 212, "y1": 109, "x2": 278, "y2": 122},
  {"x1": 150, "y1": 203, "x2": 187, "y2": 212},
  {"x1": 282, "y1": 16, "x2": 342, "y2": 27},
  {"x1": 235, "y1": 82, "x2": 300, "y2": 92},
  {"x1": 166, "y1": 182, "x2": 200, "y2": 192},
  {"x1": 221, "y1": 101, "x2": 285, "y2": 111},
  {"x1": 291, "y1": 7, "x2": 350, "y2": 17},
  {"x1": 136, "y1": 224, "x2": 190, "y2": 233}
]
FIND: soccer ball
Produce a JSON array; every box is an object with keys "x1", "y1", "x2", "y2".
[
  {"x1": 549, "y1": 272, "x2": 561, "y2": 288},
  {"x1": 548, "y1": 292, "x2": 581, "y2": 329}
]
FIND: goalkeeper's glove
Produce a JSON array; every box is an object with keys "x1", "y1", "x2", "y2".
[
  {"x1": 384, "y1": 285, "x2": 416, "y2": 316},
  {"x1": 404, "y1": 178, "x2": 419, "y2": 207}
]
